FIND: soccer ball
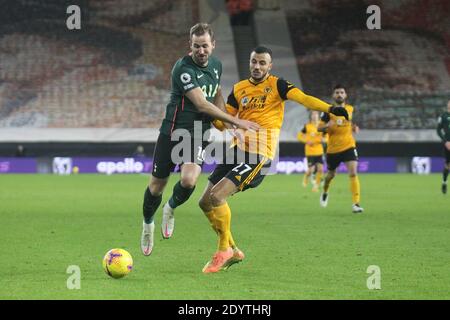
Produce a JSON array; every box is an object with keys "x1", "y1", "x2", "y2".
[{"x1": 102, "y1": 248, "x2": 133, "y2": 279}]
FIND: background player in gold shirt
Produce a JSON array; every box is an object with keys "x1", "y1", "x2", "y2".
[
  {"x1": 318, "y1": 85, "x2": 363, "y2": 213},
  {"x1": 197, "y1": 46, "x2": 349, "y2": 273},
  {"x1": 297, "y1": 111, "x2": 327, "y2": 192}
]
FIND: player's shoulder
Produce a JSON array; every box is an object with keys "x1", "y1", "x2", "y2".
[
  {"x1": 272, "y1": 75, "x2": 290, "y2": 89},
  {"x1": 272, "y1": 75, "x2": 292, "y2": 90},
  {"x1": 320, "y1": 111, "x2": 331, "y2": 122},
  {"x1": 269, "y1": 74, "x2": 281, "y2": 82},
  {"x1": 274, "y1": 75, "x2": 296, "y2": 85},
  {"x1": 172, "y1": 56, "x2": 193, "y2": 74},
  {"x1": 272, "y1": 75, "x2": 297, "y2": 99},
  {"x1": 345, "y1": 104, "x2": 354, "y2": 111},
  {"x1": 232, "y1": 78, "x2": 251, "y2": 92}
]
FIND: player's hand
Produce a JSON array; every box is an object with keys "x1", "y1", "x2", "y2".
[
  {"x1": 328, "y1": 106, "x2": 349, "y2": 120},
  {"x1": 306, "y1": 141, "x2": 314, "y2": 146},
  {"x1": 212, "y1": 119, "x2": 226, "y2": 131},
  {"x1": 232, "y1": 128, "x2": 246, "y2": 144},
  {"x1": 235, "y1": 119, "x2": 260, "y2": 131},
  {"x1": 353, "y1": 125, "x2": 360, "y2": 134},
  {"x1": 445, "y1": 141, "x2": 450, "y2": 151}
]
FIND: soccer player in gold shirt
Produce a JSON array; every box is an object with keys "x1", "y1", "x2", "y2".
[
  {"x1": 318, "y1": 85, "x2": 364, "y2": 213},
  {"x1": 197, "y1": 46, "x2": 349, "y2": 273},
  {"x1": 298, "y1": 111, "x2": 327, "y2": 192}
]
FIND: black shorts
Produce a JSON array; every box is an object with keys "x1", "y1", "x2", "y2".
[
  {"x1": 326, "y1": 147, "x2": 359, "y2": 171},
  {"x1": 151, "y1": 132, "x2": 209, "y2": 179},
  {"x1": 445, "y1": 145, "x2": 450, "y2": 163},
  {"x1": 208, "y1": 146, "x2": 272, "y2": 192},
  {"x1": 306, "y1": 155, "x2": 324, "y2": 167}
]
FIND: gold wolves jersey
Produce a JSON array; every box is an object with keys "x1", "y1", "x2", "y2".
[
  {"x1": 226, "y1": 75, "x2": 294, "y2": 159},
  {"x1": 298, "y1": 122, "x2": 327, "y2": 156},
  {"x1": 321, "y1": 104, "x2": 356, "y2": 154}
]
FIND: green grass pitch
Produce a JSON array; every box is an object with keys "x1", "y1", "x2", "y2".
[{"x1": 1, "y1": 173, "x2": 449, "y2": 300}]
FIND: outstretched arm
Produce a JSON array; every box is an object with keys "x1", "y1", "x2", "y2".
[
  {"x1": 287, "y1": 88, "x2": 349, "y2": 119},
  {"x1": 186, "y1": 88, "x2": 259, "y2": 131},
  {"x1": 437, "y1": 116, "x2": 445, "y2": 141},
  {"x1": 287, "y1": 88, "x2": 331, "y2": 113},
  {"x1": 277, "y1": 79, "x2": 348, "y2": 119}
]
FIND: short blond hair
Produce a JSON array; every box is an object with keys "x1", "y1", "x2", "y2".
[{"x1": 190, "y1": 23, "x2": 214, "y2": 41}]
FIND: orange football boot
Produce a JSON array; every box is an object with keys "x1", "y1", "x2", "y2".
[{"x1": 202, "y1": 248, "x2": 233, "y2": 273}]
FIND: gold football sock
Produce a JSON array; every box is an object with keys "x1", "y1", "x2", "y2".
[
  {"x1": 228, "y1": 232, "x2": 236, "y2": 249},
  {"x1": 350, "y1": 176, "x2": 361, "y2": 204},
  {"x1": 212, "y1": 203, "x2": 232, "y2": 251},
  {"x1": 315, "y1": 171, "x2": 322, "y2": 187},
  {"x1": 303, "y1": 174, "x2": 310, "y2": 185},
  {"x1": 204, "y1": 208, "x2": 236, "y2": 248},
  {"x1": 204, "y1": 210, "x2": 218, "y2": 235}
]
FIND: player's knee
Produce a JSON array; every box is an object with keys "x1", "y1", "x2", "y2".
[
  {"x1": 180, "y1": 177, "x2": 197, "y2": 189},
  {"x1": 349, "y1": 172, "x2": 357, "y2": 178},
  {"x1": 209, "y1": 190, "x2": 225, "y2": 207},
  {"x1": 148, "y1": 183, "x2": 164, "y2": 196},
  {"x1": 198, "y1": 196, "x2": 211, "y2": 212}
]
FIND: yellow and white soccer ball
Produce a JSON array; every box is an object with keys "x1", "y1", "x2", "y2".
[{"x1": 102, "y1": 248, "x2": 133, "y2": 279}]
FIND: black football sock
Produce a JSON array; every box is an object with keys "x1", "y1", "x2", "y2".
[
  {"x1": 168, "y1": 181, "x2": 195, "y2": 209},
  {"x1": 143, "y1": 187, "x2": 162, "y2": 224},
  {"x1": 444, "y1": 168, "x2": 449, "y2": 183}
]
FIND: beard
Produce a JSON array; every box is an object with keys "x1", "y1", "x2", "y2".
[
  {"x1": 335, "y1": 97, "x2": 345, "y2": 104},
  {"x1": 251, "y1": 70, "x2": 267, "y2": 81},
  {"x1": 193, "y1": 54, "x2": 208, "y2": 66}
]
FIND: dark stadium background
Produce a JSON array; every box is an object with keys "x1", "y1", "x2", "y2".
[{"x1": 1, "y1": 0, "x2": 448, "y2": 175}]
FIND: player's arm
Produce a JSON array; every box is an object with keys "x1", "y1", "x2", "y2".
[
  {"x1": 437, "y1": 117, "x2": 450, "y2": 150},
  {"x1": 213, "y1": 86, "x2": 226, "y2": 112},
  {"x1": 210, "y1": 63, "x2": 233, "y2": 131},
  {"x1": 297, "y1": 126, "x2": 308, "y2": 144},
  {"x1": 176, "y1": 67, "x2": 257, "y2": 130},
  {"x1": 277, "y1": 79, "x2": 348, "y2": 119},
  {"x1": 288, "y1": 88, "x2": 349, "y2": 119},
  {"x1": 436, "y1": 116, "x2": 446, "y2": 141},
  {"x1": 185, "y1": 88, "x2": 257, "y2": 130},
  {"x1": 317, "y1": 113, "x2": 331, "y2": 133},
  {"x1": 211, "y1": 86, "x2": 235, "y2": 131},
  {"x1": 322, "y1": 136, "x2": 328, "y2": 145},
  {"x1": 321, "y1": 130, "x2": 329, "y2": 144},
  {"x1": 217, "y1": 88, "x2": 249, "y2": 144}
]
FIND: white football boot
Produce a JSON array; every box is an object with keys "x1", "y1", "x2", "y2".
[
  {"x1": 320, "y1": 192, "x2": 329, "y2": 207},
  {"x1": 352, "y1": 204, "x2": 364, "y2": 214},
  {"x1": 161, "y1": 202, "x2": 175, "y2": 239},
  {"x1": 141, "y1": 221, "x2": 154, "y2": 256}
]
